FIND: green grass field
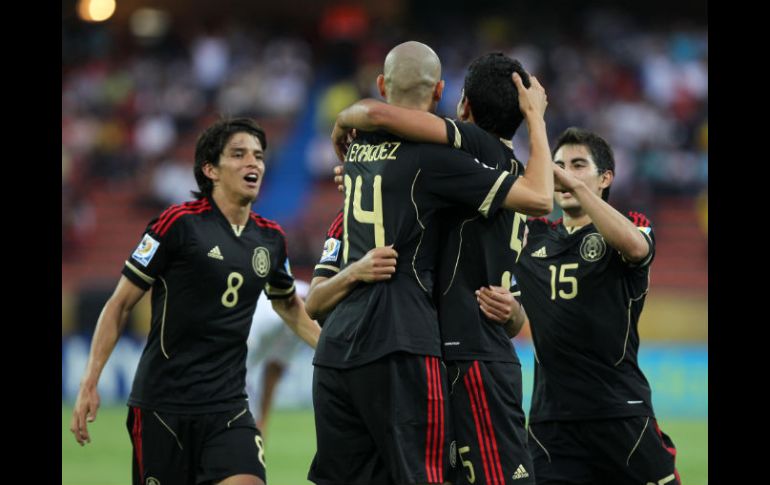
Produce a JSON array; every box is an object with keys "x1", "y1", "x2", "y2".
[{"x1": 62, "y1": 405, "x2": 707, "y2": 484}]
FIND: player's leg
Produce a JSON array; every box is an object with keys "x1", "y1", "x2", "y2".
[
  {"x1": 125, "y1": 406, "x2": 197, "y2": 485},
  {"x1": 527, "y1": 421, "x2": 595, "y2": 485},
  {"x1": 448, "y1": 360, "x2": 535, "y2": 485},
  {"x1": 592, "y1": 416, "x2": 680, "y2": 485},
  {"x1": 308, "y1": 365, "x2": 390, "y2": 485},
  {"x1": 351, "y1": 353, "x2": 454, "y2": 485},
  {"x1": 197, "y1": 407, "x2": 266, "y2": 485},
  {"x1": 257, "y1": 360, "x2": 286, "y2": 432}
]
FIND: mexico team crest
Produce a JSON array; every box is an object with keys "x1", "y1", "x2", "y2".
[
  {"x1": 580, "y1": 233, "x2": 606, "y2": 262},
  {"x1": 252, "y1": 247, "x2": 271, "y2": 277}
]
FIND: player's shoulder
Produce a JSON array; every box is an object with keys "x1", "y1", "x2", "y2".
[
  {"x1": 626, "y1": 210, "x2": 654, "y2": 238},
  {"x1": 527, "y1": 216, "x2": 561, "y2": 232},
  {"x1": 150, "y1": 198, "x2": 212, "y2": 236},
  {"x1": 249, "y1": 212, "x2": 287, "y2": 237},
  {"x1": 326, "y1": 210, "x2": 344, "y2": 239}
]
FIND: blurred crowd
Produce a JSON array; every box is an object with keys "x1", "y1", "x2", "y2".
[{"x1": 62, "y1": 4, "x2": 707, "y2": 268}]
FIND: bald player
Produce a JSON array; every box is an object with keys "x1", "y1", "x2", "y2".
[{"x1": 307, "y1": 42, "x2": 551, "y2": 485}]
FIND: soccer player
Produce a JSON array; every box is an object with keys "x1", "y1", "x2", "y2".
[
  {"x1": 510, "y1": 128, "x2": 680, "y2": 485},
  {"x1": 306, "y1": 42, "x2": 552, "y2": 485},
  {"x1": 245, "y1": 280, "x2": 311, "y2": 435},
  {"x1": 69, "y1": 118, "x2": 322, "y2": 485},
  {"x1": 329, "y1": 52, "x2": 542, "y2": 485}
]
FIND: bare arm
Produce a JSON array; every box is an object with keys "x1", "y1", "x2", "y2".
[
  {"x1": 271, "y1": 293, "x2": 321, "y2": 349},
  {"x1": 477, "y1": 285, "x2": 528, "y2": 338},
  {"x1": 501, "y1": 73, "x2": 553, "y2": 216},
  {"x1": 554, "y1": 165, "x2": 650, "y2": 262},
  {"x1": 332, "y1": 99, "x2": 448, "y2": 161},
  {"x1": 70, "y1": 276, "x2": 146, "y2": 446},
  {"x1": 305, "y1": 246, "x2": 398, "y2": 319}
]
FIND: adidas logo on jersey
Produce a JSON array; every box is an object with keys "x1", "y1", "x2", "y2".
[
  {"x1": 531, "y1": 246, "x2": 547, "y2": 258},
  {"x1": 512, "y1": 464, "x2": 530, "y2": 479},
  {"x1": 208, "y1": 246, "x2": 224, "y2": 260}
]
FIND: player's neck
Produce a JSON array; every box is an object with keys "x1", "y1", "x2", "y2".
[
  {"x1": 561, "y1": 209, "x2": 592, "y2": 230},
  {"x1": 211, "y1": 190, "x2": 252, "y2": 226}
]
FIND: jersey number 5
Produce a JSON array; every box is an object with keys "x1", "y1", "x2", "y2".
[{"x1": 343, "y1": 174, "x2": 385, "y2": 263}]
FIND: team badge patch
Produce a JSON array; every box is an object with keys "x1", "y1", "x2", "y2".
[
  {"x1": 252, "y1": 247, "x2": 271, "y2": 277},
  {"x1": 284, "y1": 257, "x2": 293, "y2": 276},
  {"x1": 638, "y1": 226, "x2": 652, "y2": 235},
  {"x1": 132, "y1": 234, "x2": 160, "y2": 267},
  {"x1": 449, "y1": 440, "x2": 457, "y2": 468},
  {"x1": 579, "y1": 232, "x2": 607, "y2": 262},
  {"x1": 319, "y1": 238, "x2": 341, "y2": 263},
  {"x1": 146, "y1": 478, "x2": 160, "y2": 485}
]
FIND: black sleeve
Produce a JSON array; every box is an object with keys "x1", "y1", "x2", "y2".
[
  {"x1": 121, "y1": 213, "x2": 183, "y2": 291},
  {"x1": 419, "y1": 144, "x2": 517, "y2": 218},
  {"x1": 312, "y1": 209, "x2": 344, "y2": 279},
  {"x1": 620, "y1": 211, "x2": 656, "y2": 268},
  {"x1": 444, "y1": 118, "x2": 490, "y2": 155},
  {"x1": 265, "y1": 233, "x2": 297, "y2": 300}
]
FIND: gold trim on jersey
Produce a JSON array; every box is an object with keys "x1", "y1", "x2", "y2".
[
  {"x1": 446, "y1": 118, "x2": 462, "y2": 149},
  {"x1": 231, "y1": 224, "x2": 245, "y2": 237},
  {"x1": 564, "y1": 224, "x2": 585, "y2": 234},
  {"x1": 266, "y1": 283, "x2": 296, "y2": 296},
  {"x1": 499, "y1": 138, "x2": 513, "y2": 149},
  {"x1": 528, "y1": 426, "x2": 551, "y2": 463},
  {"x1": 153, "y1": 412, "x2": 183, "y2": 450},
  {"x1": 314, "y1": 264, "x2": 340, "y2": 273},
  {"x1": 159, "y1": 276, "x2": 170, "y2": 359},
  {"x1": 442, "y1": 216, "x2": 479, "y2": 296},
  {"x1": 410, "y1": 169, "x2": 428, "y2": 292},
  {"x1": 478, "y1": 172, "x2": 509, "y2": 218},
  {"x1": 626, "y1": 416, "x2": 650, "y2": 466},
  {"x1": 614, "y1": 271, "x2": 650, "y2": 366},
  {"x1": 125, "y1": 261, "x2": 155, "y2": 285}
]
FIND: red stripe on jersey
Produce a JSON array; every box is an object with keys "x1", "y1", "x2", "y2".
[
  {"x1": 464, "y1": 370, "x2": 495, "y2": 485},
  {"x1": 132, "y1": 407, "x2": 145, "y2": 480},
  {"x1": 151, "y1": 200, "x2": 208, "y2": 234},
  {"x1": 425, "y1": 357, "x2": 435, "y2": 483},
  {"x1": 433, "y1": 358, "x2": 445, "y2": 483},
  {"x1": 472, "y1": 362, "x2": 504, "y2": 485},
  {"x1": 327, "y1": 212, "x2": 344, "y2": 239},
  {"x1": 654, "y1": 421, "x2": 681, "y2": 484},
  {"x1": 628, "y1": 211, "x2": 651, "y2": 227},
  {"x1": 156, "y1": 202, "x2": 212, "y2": 236}
]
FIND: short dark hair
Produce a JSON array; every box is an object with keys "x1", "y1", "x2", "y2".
[
  {"x1": 192, "y1": 117, "x2": 267, "y2": 199},
  {"x1": 463, "y1": 53, "x2": 531, "y2": 139},
  {"x1": 553, "y1": 127, "x2": 615, "y2": 201}
]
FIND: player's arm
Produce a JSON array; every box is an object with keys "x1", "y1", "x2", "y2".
[
  {"x1": 70, "y1": 276, "x2": 146, "y2": 446},
  {"x1": 305, "y1": 246, "x2": 399, "y2": 319},
  {"x1": 271, "y1": 294, "x2": 321, "y2": 349},
  {"x1": 554, "y1": 165, "x2": 650, "y2": 263},
  {"x1": 331, "y1": 99, "x2": 448, "y2": 160},
  {"x1": 501, "y1": 72, "x2": 553, "y2": 216},
  {"x1": 476, "y1": 285, "x2": 528, "y2": 338}
]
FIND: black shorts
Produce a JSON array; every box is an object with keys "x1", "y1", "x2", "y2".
[
  {"x1": 528, "y1": 417, "x2": 680, "y2": 485},
  {"x1": 126, "y1": 405, "x2": 266, "y2": 485},
  {"x1": 447, "y1": 360, "x2": 534, "y2": 485},
  {"x1": 309, "y1": 352, "x2": 453, "y2": 485}
]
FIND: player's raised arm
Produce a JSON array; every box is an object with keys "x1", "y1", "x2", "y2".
[{"x1": 70, "y1": 276, "x2": 146, "y2": 446}]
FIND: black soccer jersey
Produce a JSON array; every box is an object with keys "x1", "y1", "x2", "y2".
[
  {"x1": 121, "y1": 197, "x2": 296, "y2": 414},
  {"x1": 313, "y1": 131, "x2": 517, "y2": 369},
  {"x1": 512, "y1": 212, "x2": 657, "y2": 422},
  {"x1": 438, "y1": 119, "x2": 528, "y2": 363}
]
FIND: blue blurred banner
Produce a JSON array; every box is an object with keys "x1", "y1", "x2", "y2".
[{"x1": 62, "y1": 337, "x2": 707, "y2": 419}]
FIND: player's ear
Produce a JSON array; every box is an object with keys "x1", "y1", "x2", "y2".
[
  {"x1": 202, "y1": 162, "x2": 219, "y2": 181},
  {"x1": 376, "y1": 74, "x2": 386, "y2": 98},
  {"x1": 433, "y1": 80, "x2": 445, "y2": 102},
  {"x1": 459, "y1": 96, "x2": 471, "y2": 121},
  {"x1": 599, "y1": 169, "x2": 614, "y2": 190}
]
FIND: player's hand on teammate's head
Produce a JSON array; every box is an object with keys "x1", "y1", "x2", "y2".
[
  {"x1": 70, "y1": 384, "x2": 101, "y2": 446},
  {"x1": 334, "y1": 164, "x2": 344, "y2": 192},
  {"x1": 476, "y1": 285, "x2": 517, "y2": 324},
  {"x1": 353, "y1": 245, "x2": 399, "y2": 283},
  {"x1": 512, "y1": 71, "x2": 548, "y2": 120}
]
